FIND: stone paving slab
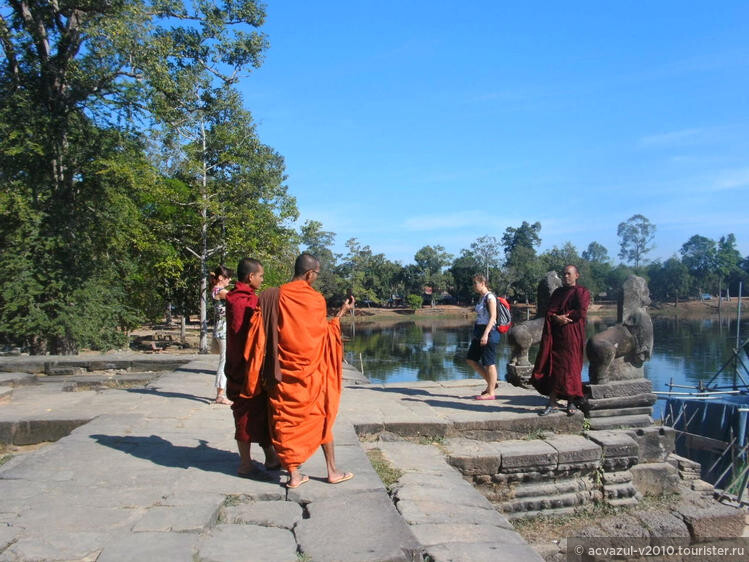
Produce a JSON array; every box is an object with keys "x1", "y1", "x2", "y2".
[
  {"x1": 496, "y1": 439, "x2": 558, "y2": 470},
  {"x1": 197, "y1": 525, "x2": 298, "y2": 562},
  {"x1": 0, "y1": 531, "x2": 109, "y2": 562},
  {"x1": 0, "y1": 373, "x2": 36, "y2": 386},
  {"x1": 426, "y1": 541, "x2": 544, "y2": 562},
  {"x1": 586, "y1": 429, "x2": 640, "y2": 457},
  {"x1": 221, "y1": 499, "x2": 303, "y2": 529},
  {"x1": 296, "y1": 491, "x2": 423, "y2": 561},
  {"x1": 445, "y1": 437, "x2": 503, "y2": 475},
  {"x1": 544, "y1": 434, "x2": 602, "y2": 465},
  {"x1": 97, "y1": 532, "x2": 199, "y2": 562}
]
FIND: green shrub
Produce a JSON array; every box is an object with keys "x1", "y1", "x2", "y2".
[{"x1": 407, "y1": 294, "x2": 423, "y2": 309}]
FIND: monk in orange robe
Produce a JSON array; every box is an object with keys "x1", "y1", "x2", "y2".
[{"x1": 245, "y1": 253, "x2": 355, "y2": 489}]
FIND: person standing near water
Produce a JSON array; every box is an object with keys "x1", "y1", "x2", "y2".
[
  {"x1": 466, "y1": 274, "x2": 500, "y2": 400},
  {"x1": 210, "y1": 265, "x2": 233, "y2": 406},
  {"x1": 532, "y1": 264, "x2": 590, "y2": 416}
]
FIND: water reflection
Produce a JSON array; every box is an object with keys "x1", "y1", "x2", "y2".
[{"x1": 344, "y1": 316, "x2": 749, "y2": 419}]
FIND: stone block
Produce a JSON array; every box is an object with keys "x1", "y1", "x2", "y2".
[
  {"x1": 588, "y1": 414, "x2": 652, "y2": 430},
  {"x1": 505, "y1": 364, "x2": 533, "y2": 387},
  {"x1": 1, "y1": 532, "x2": 106, "y2": 562},
  {"x1": 625, "y1": 426, "x2": 675, "y2": 462},
  {"x1": 87, "y1": 360, "x2": 132, "y2": 371},
  {"x1": 426, "y1": 542, "x2": 544, "y2": 562},
  {"x1": 0, "y1": 418, "x2": 90, "y2": 445},
  {"x1": 197, "y1": 524, "x2": 297, "y2": 562},
  {"x1": 383, "y1": 421, "x2": 449, "y2": 439},
  {"x1": 496, "y1": 439, "x2": 557, "y2": 471},
  {"x1": 45, "y1": 365, "x2": 86, "y2": 376},
  {"x1": 0, "y1": 372, "x2": 36, "y2": 386},
  {"x1": 691, "y1": 479, "x2": 714, "y2": 493},
  {"x1": 634, "y1": 511, "x2": 690, "y2": 545},
  {"x1": 587, "y1": 393, "x2": 657, "y2": 410},
  {"x1": 98, "y1": 532, "x2": 198, "y2": 562},
  {"x1": 601, "y1": 470, "x2": 632, "y2": 484},
  {"x1": 511, "y1": 479, "x2": 590, "y2": 499},
  {"x1": 588, "y1": 406, "x2": 653, "y2": 418},
  {"x1": 585, "y1": 379, "x2": 653, "y2": 399},
  {"x1": 445, "y1": 437, "x2": 502, "y2": 476},
  {"x1": 221, "y1": 500, "x2": 302, "y2": 529},
  {"x1": 598, "y1": 514, "x2": 649, "y2": 538},
  {"x1": 675, "y1": 496, "x2": 745, "y2": 542},
  {"x1": 586, "y1": 430, "x2": 639, "y2": 458},
  {"x1": 630, "y1": 462, "x2": 680, "y2": 496},
  {"x1": 296, "y1": 491, "x2": 423, "y2": 561},
  {"x1": 409, "y1": 523, "x2": 527, "y2": 547},
  {"x1": 667, "y1": 453, "x2": 701, "y2": 472},
  {"x1": 397, "y1": 499, "x2": 511, "y2": 528},
  {"x1": 544, "y1": 434, "x2": 601, "y2": 465},
  {"x1": 132, "y1": 503, "x2": 220, "y2": 533}
]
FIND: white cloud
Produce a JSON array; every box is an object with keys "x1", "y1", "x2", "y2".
[{"x1": 638, "y1": 128, "x2": 706, "y2": 148}]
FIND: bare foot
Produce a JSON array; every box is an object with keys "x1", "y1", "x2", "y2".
[{"x1": 214, "y1": 395, "x2": 232, "y2": 405}]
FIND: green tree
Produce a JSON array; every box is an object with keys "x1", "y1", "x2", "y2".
[
  {"x1": 0, "y1": 1, "x2": 289, "y2": 353},
  {"x1": 449, "y1": 250, "x2": 481, "y2": 303},
  {"x1": 502, "y1": 222, "x2": 542, "y2": 302},
  {"x1": 300, "y1": 220, "x2": 342, "y2": 299},
  {"x1": 617, "y1": 214, "x2": 656, "y2": 268},
  {"x1": 582, "y1": 242, "x2": 610, "y2": 263},
  {"x1": 470, "y1": 235, "x2": 502, "y2": 282},
  {"x1": 647, "y1": 258, "x2": 690, "y2": 306},
  {"x1": 680, "y1": 234, "x2": 717, "y2": 296},
  {"x1": 715, "y1": 234, "x2": 743, "y2": 297},
  {"x1": 414, "y1": 245, "x2": 453, "y2": 276}
]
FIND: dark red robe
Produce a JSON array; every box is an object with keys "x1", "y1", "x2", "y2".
[
  {"x1": 531, "y1": 284, "x2": 590, "y2": 399},
  {"x1": 225, "y1": 281, "x2": 270, "y2": 445}
]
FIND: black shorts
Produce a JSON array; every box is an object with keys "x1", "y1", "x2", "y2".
[{"x1": 466, "y1": 324, "x2": 499, "y2": 367}]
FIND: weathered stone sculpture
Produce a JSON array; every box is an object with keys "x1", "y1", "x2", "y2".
[
  {"x1": 584, "y1": 274, "x2": 656, "y2": 430},
  {"x1": 505, "y1": 271, "x2": 561, "y2": 386},
  {"x1": 587, "y1": 275, "x2": 654, "y2": 384}
]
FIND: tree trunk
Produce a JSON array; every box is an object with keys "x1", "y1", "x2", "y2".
[
  {"x1": 165, "y1": 301, "x2": 173, "y2": 327},
  {"x1": 199, "y1": 119, "x2": 209, "y2": 354}
]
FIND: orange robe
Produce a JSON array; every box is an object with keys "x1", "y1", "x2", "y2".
[{"x1": 246, "y1": 279, "x2": 343, "y2": 470}]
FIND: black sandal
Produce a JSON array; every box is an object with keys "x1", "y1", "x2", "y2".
[{"x1": 538, "y1": 404, "x2": 558, "y2": 416}]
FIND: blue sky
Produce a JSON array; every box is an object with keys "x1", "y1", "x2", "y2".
[{"x1": 241, "y1": 1, "x2": 749, "y2": 265}]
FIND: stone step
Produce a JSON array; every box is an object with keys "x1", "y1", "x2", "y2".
[
  {"x1": 603, "y1": 482, "x2": 638, "y2": 499},
  {"x1": 588, "y1": 414, "x2": 653, "y2": 430},
  {"x1": 0, "y1": 386, "x2": 12, "y2": 402},
  {"x1": 607, "y1": 496, "x2": 640, "y2": 507},
  {"x1": 588, "y1": 406, "x2": 653, "y2": 418},
  {"x1": 510, "y1": 478, "x2": 592, "y2": 499},
  {"x1": 507, "y1": 506, "x2": 577, "y2": 520},
  {"x1": 0, "y1": 373, "x2": 37, "y2": 387},
  {"x1": 501, "y1": 490, "x2": 593, "y2": 514}
]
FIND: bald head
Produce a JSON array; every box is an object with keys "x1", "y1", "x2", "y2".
[{"x1": 293, "y1": 253, "x2": 320, "y2": 280}]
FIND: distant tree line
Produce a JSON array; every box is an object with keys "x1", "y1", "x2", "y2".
[{"x1": 301, "y1": 214, "x2": 749, "y2": 310}]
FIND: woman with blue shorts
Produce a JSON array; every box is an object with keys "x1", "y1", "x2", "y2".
[{"x1": 466, "y1": 274, "x2": 499, "y2": 400}]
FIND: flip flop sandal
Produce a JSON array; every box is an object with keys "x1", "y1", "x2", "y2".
[
  {"x1": 286, "y1": 474, "x2": 310, "y2": 489},
  {"x1": 328, "y1": 472, "x2": 354, "y2": 485}
]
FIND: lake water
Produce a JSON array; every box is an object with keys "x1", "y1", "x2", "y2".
[{"x1": 343, "y1": 315, "x2": 749, "y2": 420}]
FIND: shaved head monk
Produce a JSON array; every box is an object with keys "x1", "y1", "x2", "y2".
[
  {"x1": 531, "y1": 265, "x2": 590, "y2": 417},
  {"x1": 224, "y1": 258, "x2": 280, "y2": 478},
  {"x1": 246, "y1": 253, "x2": 355, "y2": 489}
]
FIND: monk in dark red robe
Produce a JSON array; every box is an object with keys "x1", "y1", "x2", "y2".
[
  {"x1": 531, "y1": 264, "x2": 590, "y2": 416},
  {"x1": 224, "y1": 258, "x2": 279, "y2": 476},
  {"x1": 244, "y1": 253, "x2": 355, "y2": 489}
]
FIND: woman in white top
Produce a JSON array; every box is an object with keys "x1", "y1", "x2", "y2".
[
  {"x1": 466, "y1": 274, "x2": 500, "y2": 400},
  {"x1": 210, "y1": 265, "x2": 233, "y2": 405}
]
